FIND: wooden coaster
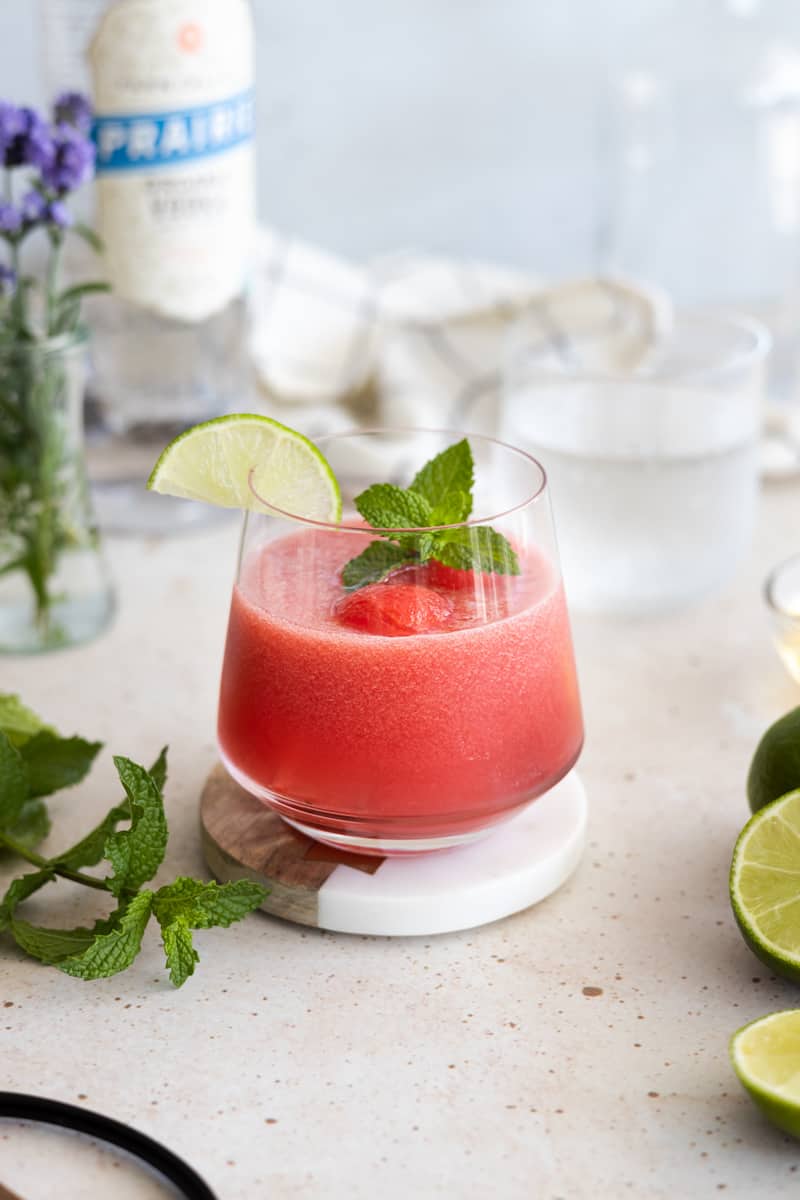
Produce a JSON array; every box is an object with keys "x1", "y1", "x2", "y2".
[{"x1": 200, "y1": 765, "x2": 587, "y2": 936}]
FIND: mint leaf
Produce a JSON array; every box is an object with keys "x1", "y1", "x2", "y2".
[
  {"x1": 54, "y1": 891, "x2": 153, "y2": 980},
  {"x1": 10, "y1": 920, "x2": 102, "y2": 963},
  {"x1": 430, "y1": 489, "x2": 472, "y2": 526},
  {"x1": 10, "y1": 896, "x2": 151, "y2": 978},
  {"x1": 410, "y1": 438, "x2": 474, "y2": 513},
  {"x1": 20, "y1": 733, "x2": 102, "y2": 799},
  {"x1": 105, "y1": 757, "x2": 168, "y2": 897},
  {"x1": 0, "y1": 869, "x2": 53, "y2": 931},
  {"x1": 355, "y1": 484, "x2": 432, "y2": 533},
  {"x1": 341, "y1": 540, "x2": 414, "y2": 589},
  {"x1": 57, "y1": 749, "x2": 167, "y2": 872},
  {"x1": 56, "y1": 804, "x2": 129, "y2": 872},
  {"x1": 4, "y1": 798, "x2": 51, "y2": 853},
  {"x1": 161, "y1": 919, "x2": 199, "y2": 987},
  {"x1": 0, "y1": 699, "x2": 256, "y2": 990},
  {"x1": 153, "y1": 878, "x2": 265, "y2": 987},
  {"x1": 433, "y1": 526, "x2": 520, "y2": 576},
  {"x1": 0, "y1": 695, "x2": 54, "y2": 748},
  {"x1": 148, "y1": 746, "x2": 168, "y2": 794},
  {"x1": 342, "y1": 439, "x2": 518, "y2": 590},
  {"x1": 153, "y1": 877, "x2": 267, "y2": 930},
  {"x1": 0, "y1": 732, "x2": 30, "y2": 830}
]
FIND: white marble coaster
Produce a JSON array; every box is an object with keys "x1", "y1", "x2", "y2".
[{"x1": 201, "y1": 767, "x2": 587, "y2": 937}]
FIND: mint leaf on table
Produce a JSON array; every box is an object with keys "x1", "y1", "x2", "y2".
[
  {"x1": 153, "y1": 877, "x2": 267, "y2": 987},
  {"x1": 55, "y1": 804, "x2": 129, "y2": 872},
  {"x1": 4, "y1": 798, "x2": 51, "y2": 854},
  {"x1": 105, "y1": 756, "x2": 168, "y2": 898},
  {"x1": 0, "y1": 694, "x2": 55, "y2": 748},
  {"x1": 0, "y1": 733, "x2": 30, "y2": 830},
  {"x1": 161, "y1": 919, "x2": 198, "y2": 988},
  {"x1": 342, "y1": 438, "x2": 520, "y2": 588},
  {"x1": 0, "y1": 701, "x2": 267, "y2": 989},
  {"x1": 49, "y1": 892, "x2": 153, "y2": 980},
  {"x1": 147, "y1": 745, "x2": 169, "y2": 794},
  {"x1": 10, "y1": 917, "x2": 112, "y2": 964},
  {"x1": 0, "y1": 870, "x2": 53, "y2": 932},
  {"x1": 20, "y1": 733, "x2": 102, "y2": 799},
  {"x1": 10, "y1": 893, "x2": 153, "y2": 979},
  {"x1": 57, "y1": 749, "x2": 168, "y2": 872},
  {"x1": 154, "y1": 877, "x2": 267, "y2": 929},
  {"x1": 56, "y1": 893, "x2": 154, "y2": 980}
]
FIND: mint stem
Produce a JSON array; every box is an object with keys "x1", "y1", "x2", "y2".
[{"x1": 0, "y1": 832, "x2": 112, "y2": 893}]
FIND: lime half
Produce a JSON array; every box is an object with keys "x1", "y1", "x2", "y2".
[
  {"x1": 730, "y1": 788, "x2": 800, "y2": 982},
  {"x1": 147, "y1": 414, "x2": 342, "y2": 521},
  {"x1": 731, "y1": 1011, "x2": 800, "y2": 1138}
]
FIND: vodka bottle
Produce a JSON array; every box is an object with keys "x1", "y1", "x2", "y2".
[{"x1": 41, "y1": 0, "x2": 256, "y2": 530}]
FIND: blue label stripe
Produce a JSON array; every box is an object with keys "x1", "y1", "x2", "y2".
[{"x1": 92, "y1": 89, "x2": 254, "y2": 173}]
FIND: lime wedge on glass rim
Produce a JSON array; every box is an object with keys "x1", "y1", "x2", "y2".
[
  {"x1": 146, "y1": 414, "x2": 342, "y2": 522},
  {"x1": 731, "y1": 1011, "x2": 800, "y2": 1138},
  {"x1": 730, "y1": 788, "x2": 800, "y2": 983}
]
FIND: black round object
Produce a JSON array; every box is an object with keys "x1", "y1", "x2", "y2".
[{"x1": 0, "y1": 1092, "x2": 217, "y2": 1199}]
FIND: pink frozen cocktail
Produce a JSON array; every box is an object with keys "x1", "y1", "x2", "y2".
[{"x1": 217, "y1": 431, "x2": 584, "y2": 854}]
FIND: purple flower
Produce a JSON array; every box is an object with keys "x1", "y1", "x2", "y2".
[
  {"x1": 20, "y1": 189, "x2": 73, "y2": 230},
  {"x1": 0, "y1": 203, "x2": 21, "y2": 235},
  {"x1": 40, "y1": 122, "x2": 94, "y2": 193},
  {"x1": 47, "y1": 199, "x2": 73, "y2": 228},
  {"x1": 4, "y1": 106, "x2": 55, "y2": 170},
  {"x1": 0, "y1": 264, "x2": 15, "y2": 295},
  {"x1": 53, "y1": 91, "x2": 93, "y2": 136},
  {"x1": 0, "y1": 101, "x2": 24, "y2": 157},
  {"x1": 20, "y1": 189, "x2": 47, "y2": 225}
]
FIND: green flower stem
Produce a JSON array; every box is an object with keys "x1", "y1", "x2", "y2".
[
  {"x1": 0, "y1": 831, "x2": 112, "y2": 893},
  {"x1": 4, "y1": 170, "x2": 23, "y2": 335},
  {"x1": 45, "y1": 233, "x2": 62, "y2": 336}
]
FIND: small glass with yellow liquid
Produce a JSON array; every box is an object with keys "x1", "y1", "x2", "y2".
[{"x1": 766, "y1": 555, "x2": 800, "y2": 684}]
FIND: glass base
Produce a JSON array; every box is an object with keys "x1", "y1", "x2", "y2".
[
  {"x1": 219, "y1": 749, "x2": 545, "y2": 857},
  {"x1": 279, "y1": 813, "x2": 494, "y2": 857}
]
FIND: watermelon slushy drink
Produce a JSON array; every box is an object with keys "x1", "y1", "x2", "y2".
[{"x1": 216, "y1": 430, "x2": 583, "y2": 855}]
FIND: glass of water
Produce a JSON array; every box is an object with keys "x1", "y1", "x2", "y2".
[{"x1": 503, "y1": 311, "x2": 770, "y2": 614}]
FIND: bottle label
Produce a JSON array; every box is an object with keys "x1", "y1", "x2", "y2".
[
  {"x1": 93, "y1": 90, "x2": 254, "y2": 172},
  {"x1": 90, "y1": 0, "x2": 255, "y2": 323}
]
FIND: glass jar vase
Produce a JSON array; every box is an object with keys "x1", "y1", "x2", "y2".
[{"x1": 0, "y1": 328, "x2": 114, "y2": 653}]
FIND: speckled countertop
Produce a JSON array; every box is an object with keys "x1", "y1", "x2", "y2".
[{"x1": 2, "y1": 486, "x2": 800, "y2": 1200}]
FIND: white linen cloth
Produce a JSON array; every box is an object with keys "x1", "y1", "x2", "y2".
[{"x1": 247, "y1": 227, "x2": 672, "y2": 440}]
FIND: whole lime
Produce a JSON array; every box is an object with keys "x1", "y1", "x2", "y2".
[{"x1": 747, "y1": 707, "x2": 800, "y2": 814}]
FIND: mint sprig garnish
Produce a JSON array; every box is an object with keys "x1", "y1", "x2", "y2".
[
  {"x1": 0, "y1": 695, "x2": 267, "y2": 987},
  {"x1": 342, "y1": 438, "x2": 520, "y2": 589}
]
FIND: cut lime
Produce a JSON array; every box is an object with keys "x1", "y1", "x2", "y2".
[
  {"x1": 747, "y1": 707, "x2": 800, "y2": 814},
  {"x1": 731, "y1": 1011, "x2": 800, "y2": 1138},
  {"x1": 147, "y1": 414, "x2": 342, "y2": 522},
  {"x1": 730, "y1": 788, "x2": 800, "y2": 982}
]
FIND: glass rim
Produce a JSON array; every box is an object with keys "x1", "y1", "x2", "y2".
[
  {"x1": 764, "y1": 553, "x2": 800, "y2": 619},
  {"x1": 247, "y1": 426, "x2": 549, "y2": 533},
  {"x1": 506, "y1": 307, "x2": 771, "y2": 387},
  {"x1": 0, "y1": 324, "x2": 89, "y2": 360}
]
